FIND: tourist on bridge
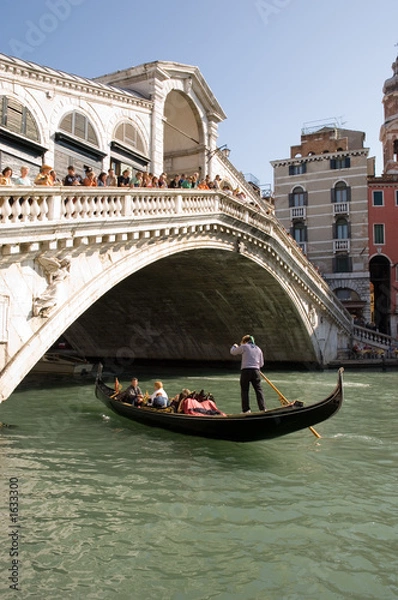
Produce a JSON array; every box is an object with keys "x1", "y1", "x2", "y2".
[
  {"x1": 15, "y1": 166, "x2": 32, "y2": 186},
  {"x1": 230, "y1": 335, "x2": 267, "y2": 413},
  {"x1": 83, "y1": 167, "x2": 97, "y2": 186},
  {"x1": 63, "y1": 165, "x2": 82, "y2": 186},
  {"x1": 106, "y1": 168, "x2": 117, "y2": 186},
  {"x1": 0, "y1": 166, "x2": 13, "y2": 185},
  {"x1": 34, "y1": 164, "x2": 53, "y2": 186},
  {"x1": 117, "y1": 169, "x2": 131, "y2": 187}
]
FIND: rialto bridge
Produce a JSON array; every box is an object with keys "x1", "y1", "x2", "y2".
[{"x1": 0, "y1": 186, "x2": 354, "y2": 401}]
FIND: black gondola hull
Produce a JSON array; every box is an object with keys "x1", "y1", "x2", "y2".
[{"x1": 95, "y1": 368, "x2": 344, "y2": 442}]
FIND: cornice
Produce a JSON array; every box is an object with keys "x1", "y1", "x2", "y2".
[
  {"x1": 271, "y1": 148, "x2": 369, "y2": 167},
  {"x1": 0, "y1": 53, "x2": 153, "y2": 110}
]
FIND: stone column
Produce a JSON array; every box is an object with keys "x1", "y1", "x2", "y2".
[{"x1": 150, "y1": 81, "x2": 166, "y2": 176}]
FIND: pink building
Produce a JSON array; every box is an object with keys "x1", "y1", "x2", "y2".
[{"x1": 367, "y1": 55, "x2": 398, "y2": 336}]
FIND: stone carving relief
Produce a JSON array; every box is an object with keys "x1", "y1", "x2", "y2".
[{"x1": 33, "y1": 255, "x2": 71, "y2": 318}]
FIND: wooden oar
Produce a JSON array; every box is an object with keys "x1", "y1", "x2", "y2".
[{"x1": 260, "y1": 372, "x2": 321, "y2": 439}]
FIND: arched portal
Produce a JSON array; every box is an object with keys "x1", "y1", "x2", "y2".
[
  {"x1": 369, "y1": 255, "x2": 391, "y2": 334},
  {"x1": 163, "y1": 90, "x2": 204, "y2": 177}
]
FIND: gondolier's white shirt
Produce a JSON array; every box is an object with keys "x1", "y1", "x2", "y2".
[{"x1": 230, "y1": 342, "x2": 264, "y2": 369}]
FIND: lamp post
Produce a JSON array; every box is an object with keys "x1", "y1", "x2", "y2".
[{"x1": 206, "y1": 144, "x2": 231, "y2": 162}]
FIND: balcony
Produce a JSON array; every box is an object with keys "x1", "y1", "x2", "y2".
[
  {"x1": 333, "y1": 239, "x2": 350, "y2": 253},
  {"x1": 333, "y1": 202, "x2": 349, "y2": 216},
  {"x1": 290, "y1": 206, "x2": 306, "y2": 220}
]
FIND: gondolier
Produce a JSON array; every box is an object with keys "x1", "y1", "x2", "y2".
[{"x1": 230, "y1": 335, "x2": 267, "y2": 413}]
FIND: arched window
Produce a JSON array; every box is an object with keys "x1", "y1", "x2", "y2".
[
  {"x1": 114, "y1": 122, "x2": 145, "y2": 155},
  {"x1": 0, "y1": 96, "x2": 40, "y2": 142},
  {"x1": 289, "y1": 186, "x2": 307, "y2": 207},
  {"x1": 334, "y1": 288, "x2": 361, "y2": 302},
  {"x1": 59, "y1": 112, "x2": 99, "y2": 147},
  {"x1": 393, "y1": 139, "x2": 398, "y2": 162},
  {"x1": 332, "y1": 181, "x2": 351, "y2": 203}
]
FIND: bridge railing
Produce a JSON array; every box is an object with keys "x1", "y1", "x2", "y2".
[
  {"x1": 0, "y1": 186, "x2": 274, "y2": 223},
  {"x1": 353, "y1": 325, "x2": 397, "y2": 349}
]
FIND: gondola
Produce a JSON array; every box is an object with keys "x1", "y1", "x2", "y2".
[{"x1": 95, "y1": 366, "x2": 344, "y2": 443}]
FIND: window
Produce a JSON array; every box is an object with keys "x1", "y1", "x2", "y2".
[
  {"x1": 395, "y1": 190, "x2": 398, "y2": 206},
  {"x1": 289, "y1": 186, "x2": 307, "y2": 207},
  {"x1": 333, "y1": 255, "x2": 352, "y2": 272},
  {"x1": 289, "y1": 163, "x2": 306, "y2": 175},
  {"x1": 0, "y1": 96, "x2": 40, "y2": 142},
  {"x1": 59, "y1": 112, "x2": 99, "y2": 147},
  {"x1": 374, "y1": 224, "x2": 385, "y2": 245},
  {"x1": 394, "y1": 139, "x2": 398, "y2": 163},
  {"x1": 335, "y1": 288, "x2": 361, "y2": 302},
  {"x1": 290, "y1": 222, "x2": 307, "y2": 243},
  {"x1": 114, "y1": 122, "x2": 146, "y2": 155},
  {"x1": 333, "y1": 217, "x2": 350, "y2": 239},
  {"x1": 331, "y1": 181, "x2": 351, "y2": 203},
  {"x1": 330, "y1": 157, "x2": 351, "y2": 169},
  {"x1": 372, "y1": 190, "x2": 384, "y2": 206}
]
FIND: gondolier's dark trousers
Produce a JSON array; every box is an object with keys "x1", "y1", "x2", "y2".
[{"x1": 240, "y1": 368, "x2": 266, "y2": 412}]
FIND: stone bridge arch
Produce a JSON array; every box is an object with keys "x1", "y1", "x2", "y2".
[{"x1": 0, "y1": 187, "x2": 353, "y2": 401}]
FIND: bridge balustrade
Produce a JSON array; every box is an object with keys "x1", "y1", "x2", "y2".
[{"x1": 0, "y1": 187, "x2": 272, "y2": 224}]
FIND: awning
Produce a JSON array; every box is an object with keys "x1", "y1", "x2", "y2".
[{"x1": 55, "y1": 131, "x2": 107, "y2": 161}]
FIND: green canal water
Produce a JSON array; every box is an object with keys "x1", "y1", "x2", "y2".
[{"x1": 0, "y1": 366, "x2": 397, "y2": 599}]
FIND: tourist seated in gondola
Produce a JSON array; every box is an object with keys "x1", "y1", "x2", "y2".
[
  {"x1": 147, "y1": 381, "x2": 169, "y2": 408},
  {"x1": 120, "y1": 377, "x2": 143, "y2": 406}
]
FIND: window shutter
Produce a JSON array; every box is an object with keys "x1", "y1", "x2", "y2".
[
  {"x1": 0, "y1": 96, "x2": 6, "y2": 126},
  {"x1": 289, "y1": 226, "x2": 294, "y2": 237},
  {"x1": 303, "y1": 191, "x2": 308, "y2": 205},
  {"x1": 345, "y1": 157, "x2": 351, "y2": 168},
  {"x1": 347, "y1": 222, "x2": 352, "y2": 238},
  {"x1": 330, "y1": 159, "x2": 336, "y2": 170},
  {"x1": 6, "y1": 99, "x2": 23, "y2": 134},
  {"x1": 302, "y1": 163, "x2": 307, "y2": 174},
  {"x1": 60, "y1": 113, "x2": 73, "y2": 134},
  {"x1": 74, "y1": 113, "x2": 86, "y2": 139},
  {"x1": 332, "y1": 223, "x2": 337, "y2": 238},
  {"x1": 288, "y1": 193, "x2": 294, "y2": 207},
  {"x1": 289, "y1": 165, "x2": 294, "y2": 175},
  {"x1": 346, "y1": 186, "x2": 351, "y2": 202},
  {"x1": 331, "y1": 188, "x2": 336, "y2": 203},
  {"x1": 87, "y1": 121, "x2": 98, "y2": 146}
]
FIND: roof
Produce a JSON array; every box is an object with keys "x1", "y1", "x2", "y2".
[{"x1": 0, "y1": 53, "x2": 150, "y2": 103}]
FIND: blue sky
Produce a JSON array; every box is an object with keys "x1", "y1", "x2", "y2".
[{"x1": 1, "y1": 0, "x2": 398, "y2": 186}]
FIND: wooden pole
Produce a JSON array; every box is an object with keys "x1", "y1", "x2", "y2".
[{"x1": 260, "y1": 372, "x2": 321, "y2": 439}]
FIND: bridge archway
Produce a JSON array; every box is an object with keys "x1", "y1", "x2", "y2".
[
  {"x1": 163, "y1": 90, "x2": 204, "y2": 176},
  {"x1": 63, "y1": 246, "x2": 319, "y2": 367}
]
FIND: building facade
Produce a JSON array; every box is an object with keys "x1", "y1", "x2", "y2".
[
  {"x1": 271, "y1": 126, "x2": 372, "y2": 323},
  {"x1": 367, "y1": 55, "x2": 398, "y2": 336}
]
